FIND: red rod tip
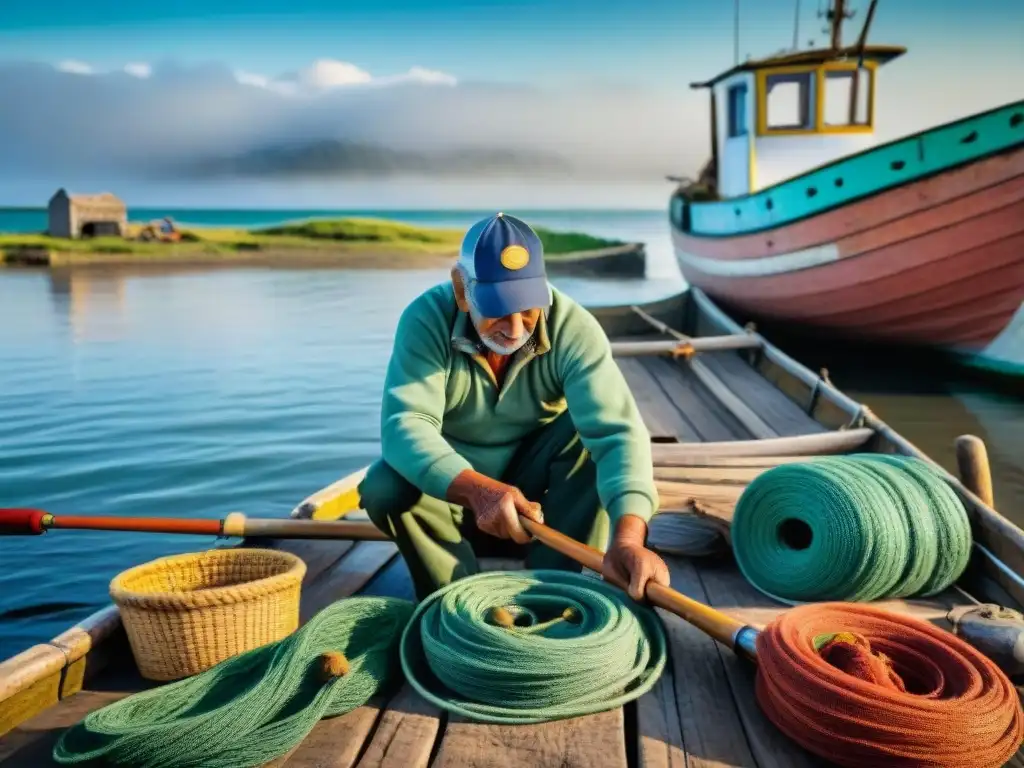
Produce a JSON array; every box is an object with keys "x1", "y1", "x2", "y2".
[{"x1": 0, "y1": 508, "x2": 49, "y2": 535}]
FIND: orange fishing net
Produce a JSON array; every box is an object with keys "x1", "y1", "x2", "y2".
[{"x1": 755, "y1": 602, "x2": 1024, "y2": 768}]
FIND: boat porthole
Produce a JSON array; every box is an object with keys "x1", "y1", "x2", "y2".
[
  {"x1": 806, "y1": 187, "x2": 818, "y2": 198},
  {"x1": 960, "y1": 130, "x2": 978, "y2": 144},
  {"x1": 766, "y1": 199, "x2": 774, "y2": 210},
  {"x1": 1011, "y1": 113, "x2": 1023, "y2": 128},
  {"x1": 734, "y1": 207, "x2": 742, "y2": 216},
  {"x1": 834, "y1": 178, "x2": 844, "y2": 188},
  {"x1": 891, "y1": 160, "x2": 906, "y2": 171}
]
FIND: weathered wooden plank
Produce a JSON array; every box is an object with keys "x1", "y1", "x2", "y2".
[
  {"x1": 699, "y1": 353, "x2": 829, "y2": 438},
  {"x1": 0, "y1": 690, "x2": 129, "y2": 766},
  {"x1": 617, "y1": 357, "x2": 697, "y2": 442},
  {"x1": 686, "y1": 357, "x2": 777, "y2": 441},
  {"x1": 635, "y1": 676, "x2": 686, "y2": 768},
  {"x1": 300, "y1": 541, "x2": 399, "y2": 623},
  {"x1": 432, "y1": 708, "x2": 627, "y2": 768},
  {"x1": 276, "y1": 702, "x2": 383, "y2": 768},
  {"x1": 253, "y1": 537, "x2": 357, "y2": 587},
  {"x1": 637, "y1": 555, "x2": 756, "y2": 768},
  {"x1": 655, "y1": 482, "x2": 742, "y2": 519},
  {"x1": 653, "y1": 466, "x2": 763, "y2": 485},
  {"x1": 354, "y1": 685, "x2": 442, "y2": 768},
  {"x1": 655, "y1": 455, "x2": 821, "y2": 469},
  {"x1": 610, "y1": 335, "x2": 761, "y2": 357},
  {"x1": 651, "y1": 428, "x2": 874, "y2": 463},
  {"x1": 0, "y1": 646, "x2": 66, "y2": 740},
  {"x1": 641, "y1": 357, "x2": 748, "y2": 442}
]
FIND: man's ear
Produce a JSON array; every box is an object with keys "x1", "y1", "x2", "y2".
[{"x1": 451, "y1": 266, "x2": 471, "y2": 313}]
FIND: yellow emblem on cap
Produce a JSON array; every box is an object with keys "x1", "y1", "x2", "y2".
[{"x1": 500, "y1": 244, "x2": 530, "y2": 270}]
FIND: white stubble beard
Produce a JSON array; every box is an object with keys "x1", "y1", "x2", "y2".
[{"x1": 468, "y1": 301, "x2": 532, "y2": 356}]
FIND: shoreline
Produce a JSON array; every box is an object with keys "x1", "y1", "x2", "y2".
[{"x1": 0, "y1": 217, "x2": 646, "y2": 275}]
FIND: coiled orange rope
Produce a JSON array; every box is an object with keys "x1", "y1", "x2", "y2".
[{"x1": 756, "y1": 602, "x2": 1024, "y2": 767}]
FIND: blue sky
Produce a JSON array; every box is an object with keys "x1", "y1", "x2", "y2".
[
  {"x1": 3, "y1": 0, "x2": 1023, "y2": 90},
  {"x1": 0, "y1": 0, "x2": 1021, "y2": 208}
]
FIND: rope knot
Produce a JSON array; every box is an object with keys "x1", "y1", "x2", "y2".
[
  {"x1": 317, "y1": 651, "x2": 350, "y2": 682},
  {"x1": 814, "y1": 631, "x2": 905, "y2": 692},
  {"x1": 489, "y1": 606, "x2": 516, "y2": 628}
]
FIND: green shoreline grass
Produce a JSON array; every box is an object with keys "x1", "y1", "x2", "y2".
[{"x1": 0, "y1": 217, "x2": 626, "y2": 267}]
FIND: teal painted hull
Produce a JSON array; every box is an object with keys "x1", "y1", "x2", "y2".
[
  {"x1": 675, "y1": 99, "x2": 1024, "y2": 237},
  {"x1": 956, "y1": 352, "x2": 1024, "y2": 380}
]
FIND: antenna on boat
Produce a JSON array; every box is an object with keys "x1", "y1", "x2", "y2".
[
  {"x1": 733, "y1": 0, "x2": 741, "y2": 64},
  {"x1": 792, "y1": 0, "x2": 802, "y2": 50},
  {"x1": 854, "y1": 0, "x2": 879, "y2": 66}
]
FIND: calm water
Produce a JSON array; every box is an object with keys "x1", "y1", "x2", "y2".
[{"x1": 0, "y1": 208, "x2": 1021, "y2": 660}]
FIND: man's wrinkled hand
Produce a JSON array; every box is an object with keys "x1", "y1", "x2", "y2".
[
  {"x1": 602, "y1": 542, "x2": 670, "y2": 601},
  {"x1": 448, "y1": 470, "x2": 543, "y2": 545}
]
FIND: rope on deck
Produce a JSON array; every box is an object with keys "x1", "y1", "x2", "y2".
[
  {"x1": 52, "y1": 596, "x2": 415, "y2": 768},
  {"x1": 731, "y1": 455, "x2": 972, "y2": 603},
  {"x1": 400, "y1": 570, "x2": 668, "y2": 724},
  {"x1": 757, "y1": 602, "x2": 1024, "y2": 768}
]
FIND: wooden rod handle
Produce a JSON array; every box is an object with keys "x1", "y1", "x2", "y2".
[{"x1": 519, "y1": 515, "x2": 754, "y2": 654}]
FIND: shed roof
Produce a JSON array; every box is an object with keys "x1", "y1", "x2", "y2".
[{"x1": 689, "y1": 44, "x2": 906, "y2": 89}]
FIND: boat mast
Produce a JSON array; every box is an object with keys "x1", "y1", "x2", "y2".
[{"x1": 825, "y1": 0, "x2": 855, "y2": 50}]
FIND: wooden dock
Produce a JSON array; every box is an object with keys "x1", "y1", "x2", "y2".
[{"x1": 1, "y1": 288, "x2": 1021, "y2": 768}]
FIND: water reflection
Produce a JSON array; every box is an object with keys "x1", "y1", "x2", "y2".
[{"x1": 47, "y1": 267, "x2": 128, "y2": 343}]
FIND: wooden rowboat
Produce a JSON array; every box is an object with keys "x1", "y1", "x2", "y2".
[
  {"x1": 2, "y1": 287, "x2": 1023, "y2": 768},
  {"x1": 669, "y1": 1, "x2": 1024, "y2": 377}
]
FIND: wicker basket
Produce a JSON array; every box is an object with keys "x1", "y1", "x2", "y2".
[{"x1": 109, "y1": 547, "x2": 306, "y2": 681}]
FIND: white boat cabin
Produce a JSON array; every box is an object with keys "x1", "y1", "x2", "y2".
[{"x1": 693, "y1": 45, "x2": 906, "y2": 198}]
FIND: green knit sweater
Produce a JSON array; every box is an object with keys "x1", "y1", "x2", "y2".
[{"x1": 380, "y1": 282, "x2": 658, "y2": 527}]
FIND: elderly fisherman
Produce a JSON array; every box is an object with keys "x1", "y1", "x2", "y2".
[{"x1": 360, "y1": 212, "x2": 669, "y2": 601}]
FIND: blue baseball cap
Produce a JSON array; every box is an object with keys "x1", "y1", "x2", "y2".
[{"x1": 458, "y1": 212, "x2": 551, "y2": 318}]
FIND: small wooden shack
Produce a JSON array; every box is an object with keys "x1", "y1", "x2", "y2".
[{"x1": 47, "y1": 189, "x2": 128, "y2": 239}]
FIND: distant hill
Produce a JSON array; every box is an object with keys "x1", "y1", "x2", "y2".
[{"x1": 183, "y1": 139, "x2": 573, "y2": 178}]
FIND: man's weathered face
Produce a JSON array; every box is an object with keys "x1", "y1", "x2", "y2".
[
  {"x1": 469, "y1": 304, "x2": 541, "y2": 356},
  {"x1": 452, "y1": 266, "x2": 542, "y2": 356}
]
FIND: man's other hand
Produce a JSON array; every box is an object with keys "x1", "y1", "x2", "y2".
[
  {"x1": 603, "y1": 514, "x2": 670, "y2": 601},
  {"x1": 447, "y1": 470, "x2": 543, "y2": 545}
]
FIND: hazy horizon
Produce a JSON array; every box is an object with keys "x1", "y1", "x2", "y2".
[{"x1": 1, "y1": 0, "x2": 1021, "y2": 208}]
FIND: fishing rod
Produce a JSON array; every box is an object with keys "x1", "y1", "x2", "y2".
[{"x1": 0, "y1": 508, "x2": 390, "y2": 542}]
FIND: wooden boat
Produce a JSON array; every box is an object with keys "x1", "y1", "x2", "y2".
[
  {"x1": 2, "y1": 287, "x2": 1023, "y2": 768},
  {"x1": 669, "y1": 0, "x2": 1024, "y2": 377},
  {"x1": 543, "y1": 242, "x2": 647, "y2": 279}
]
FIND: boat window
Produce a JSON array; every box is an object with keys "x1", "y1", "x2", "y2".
[
  {"x1": 765, "y1": 71, "x2": 813, "y2": 130},
  {"x1": 727, "y1": 83, "x2": 748, "y2": 137},
  {"x1": 823, "y1": 68, "x2": 872, "y2": 127}
]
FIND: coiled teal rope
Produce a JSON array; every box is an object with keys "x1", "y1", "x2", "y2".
[
  {"x1": 731, "y1": 454, "x2": 972, "y2": 604},
  {"x1": 52, "y1": 597, "x2": 415, "y2": 768},
  {"x1": 400, "y1": 570, "x2": 668, "y2": 724}
]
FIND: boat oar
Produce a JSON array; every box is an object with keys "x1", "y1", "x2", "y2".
[
  {"x1": 0, "y1": 508, "x2": 391, "y2": 541},
  {"x1": 518, "y1": 515, "x2": 758, "y2": 658}
]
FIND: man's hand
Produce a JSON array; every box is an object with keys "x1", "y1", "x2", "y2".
[
  {"x1": 603, "y1": 515, "x2": 670, "y2": 601},
  {"x1": 447, "y1": 470, "x2": 543, "y2": 545}
]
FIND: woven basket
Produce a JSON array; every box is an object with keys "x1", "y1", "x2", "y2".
[{"x1": 110, "y1": 547, "x2": 306, "y2": 681}]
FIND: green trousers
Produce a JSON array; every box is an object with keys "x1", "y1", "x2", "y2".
[{"x1": 360, "y1": 410, "x2": 610, "y2": 601}]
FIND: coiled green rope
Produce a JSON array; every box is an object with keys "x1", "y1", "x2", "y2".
[
  {"x1": 731, "y1": 454, "x2": 972, "y2": 604},
  {"x1": 52, "y1": 597, "x2": 415, "y2": 768},
  {"x1": 400, "y1": 570, "x2": 668, "y2": 724}
]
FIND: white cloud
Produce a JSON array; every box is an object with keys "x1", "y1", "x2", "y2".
[
  {"x1": 55, "y1": 60, "x2": 94, "y2": 75},
  {"x1": 233, "y1": 58, "x2": 458, "y2": 96},
  {"x1": 123, "y1": 62, "x2": 153, "y2": 79},
  {"x1": 0, "y1": 57, "x2": 700, "y2": 192}
]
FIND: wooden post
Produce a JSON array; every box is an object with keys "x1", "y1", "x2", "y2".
[{"x1": 955, "y1": 435, "x2": 995, "y2": 508}]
